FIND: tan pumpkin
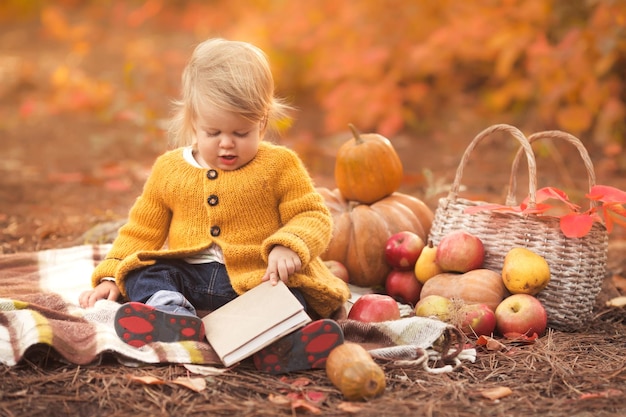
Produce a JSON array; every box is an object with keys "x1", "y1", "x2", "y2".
[
  {"x1": 419, "y1": 269, "x2": 506, "y2": 311},
  {"x1": 325, "y1": 343, "x2": 386, "y2": 401},
  {"x1": 334, "y1": 124, "x2": 403, "y2": 204},
  {"x1": 318, "y1": 187, "x2": 433, "y2": 287}
]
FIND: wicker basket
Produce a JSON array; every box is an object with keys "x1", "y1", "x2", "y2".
[{"x1": 428, "y1": 124, "x2": 608, "y2": 332}]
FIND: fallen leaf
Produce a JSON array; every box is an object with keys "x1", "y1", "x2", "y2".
[
  {"x1": 172, "y1": 376, "x2": 206, "y2": 392},
  {"x1": 579, "y1": 389, "x2": 622, "y2": 400},
  {"x1": 606, "y1": 296, "x2": 626, "y2": 308},
  {"x1": 104, "y1": 178, "x2": 132, "y2": 192},
  {"x1": 47, "y1": 171, "x2": 85, "y2": 184},
  {"x1": 291, "y1": 398, "x2": 322, "y2": 414},
  {"x1": 127, "y1": 375, "x2": 166, "y2": 385},
  {"x1": 476, "y1": 335, "x2": 507, "y2": 351},
  {"x1": 182, "y1": 363, "x2": 230, "y2": 376},
  {"x1": 502, "y1": 332, "x2": 539, "y2": 343},
  {"x1": 279, "y1": 376, "x2": 313, "y2": 388},
  {"x1": 268, "y1": 393, "x2": 291, "y2": 406},
  {"x1": 479, "y1": 386, "x2": 513, "y2": 400},
  {"x1": 337, "y1": 402, "x2": 364, "y2": 413},
  {"x1": 305, "y1": 390, "x2": 328, "y2": 404}
]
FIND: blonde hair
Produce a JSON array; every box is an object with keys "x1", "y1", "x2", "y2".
[{"x1": 168, "y1": 38, "x2": 292, "y2": 147}]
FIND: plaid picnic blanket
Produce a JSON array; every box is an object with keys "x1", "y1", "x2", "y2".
[{"x1": 0, "y1": 244, "x2": 475, "y2": 371}]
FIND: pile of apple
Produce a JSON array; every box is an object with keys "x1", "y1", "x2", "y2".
[{"x1": 337, "y1": 229, "x2": 552, "y2": 339}]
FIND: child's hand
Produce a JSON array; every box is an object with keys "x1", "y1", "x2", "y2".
[
  {"x1": 79, "y1": 280, "x2": 121, "y2": 308},
  {"x1": 263, "y1": 245, "x2": 302, "y2": 285}
]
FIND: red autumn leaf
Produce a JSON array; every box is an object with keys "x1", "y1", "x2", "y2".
[
  {"x1": 291, "y1": 398, "x2": 322, "y2": 414},
  {"x1": 305, "y1": 390, "x2": 328, "y2": 404},
  {"x1": 533, "y1": 186, "x2": 580, "y2": 211},
  {"x1": 608, "y1": 210, "x2": 626, "y2": 228},
  {"x1": 603, "y1": 204, "x2": 626, "y2": 233},
  {"x1": 519, "y1": 202, "x2": 553, "y2": 215},
  {"x1": 559, "y1": 212, "x2": 595, "y2": 238},
  {"x1": 586, "y1": 185, "x2": 626, "y2": 203},
  {"x1": 476, "y1": 335, "x2": 507, "y2": 351}
]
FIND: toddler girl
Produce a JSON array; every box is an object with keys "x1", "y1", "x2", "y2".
[{"x1": 79, "y1": 38, "x2": 350, "y2": 374}]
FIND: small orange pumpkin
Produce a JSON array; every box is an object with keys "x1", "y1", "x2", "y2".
[
  {"x1": 318, "y1": 187, "x2": 433, "y2": 287},
  {"x1": 334, "y1": 124, "x2": 403, "y2": 204},
  {"x1": 325, "y1": 343, "x2": 386, "y2": 401}
]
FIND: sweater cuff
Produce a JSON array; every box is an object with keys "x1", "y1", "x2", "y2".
[
  {"x1": 91, "y1": 258, "x2": 121, "y2": 288},
  {"x1": 261, "y1": 232, "x2": 311, "y2": 265}
]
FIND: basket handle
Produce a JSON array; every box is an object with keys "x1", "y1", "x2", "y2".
[
  {"x1": 506, "y1": 130, "x2": 598, "y2": 209},
  {"x1": 445, "y1": 124, "x2": 538, "y2": 208}
]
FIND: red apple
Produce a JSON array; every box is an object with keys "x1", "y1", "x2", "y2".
[
  {"x1": 459, "y1": 303, "x2": 497, "y2": 337},
  {"x1": 494, "y1": 294, "x2": 548, "y2": 337},
  {"x1": 436, "y1": 230, "x2": 484, "y2": 273},
  {"x1": 384, "y1": 269, "x2": 422, "y2": 306},
  {"x1": 324, "y1": 260, "x2": 350, "y2": 283},
  {"x1": 384, "y1": 231, "x2": 425, "y2": 271},
  {"x1": 348, "y1": 293, "x2": 401, "y2": 323}
]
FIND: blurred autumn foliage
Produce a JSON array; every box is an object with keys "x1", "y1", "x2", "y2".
[{"x1": 1, "y1": 0, "x2": 625, "y2": 153}]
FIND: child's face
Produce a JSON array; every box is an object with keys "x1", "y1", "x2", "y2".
[{"x1": 193, "y1": 104, "x2": 264, "y2": 171}]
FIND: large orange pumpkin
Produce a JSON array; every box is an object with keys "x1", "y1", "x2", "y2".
[
  {"x1": 318, "y1": 187, "x2": 434, "y2": 287},
  {"x1": 334, "y1": 124, "x2": 403, "y2": 204}
]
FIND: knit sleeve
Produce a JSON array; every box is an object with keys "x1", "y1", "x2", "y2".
[
  {"x1": 91, "y1": 152, "x2": 174, "y2": 284},
  {"x1": 260, "y1": 148, "x2": 332, "y2": 266}
]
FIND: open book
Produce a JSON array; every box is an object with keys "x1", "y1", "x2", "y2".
[{"x1": 201, "y1": 280, "x2": 312, "y2": 367}]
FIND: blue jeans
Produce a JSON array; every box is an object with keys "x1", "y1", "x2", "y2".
[{"x1": 124, "y1": 259, "x2": 306, "y2": 316}]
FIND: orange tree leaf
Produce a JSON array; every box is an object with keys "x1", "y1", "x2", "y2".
[
  {"x1": 560, "y1": 213, "x2": 595, "y2": 238},
  {"x1": 556, "y1": 104, "x2": 593, "y2": 134}
]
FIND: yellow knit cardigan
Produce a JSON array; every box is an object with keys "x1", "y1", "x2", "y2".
[{"x1": 91, "y1": 142, "x2": 350, "y2": 317}]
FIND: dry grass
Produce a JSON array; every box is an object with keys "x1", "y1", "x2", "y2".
[{"x1": 1, "y1": 311, "x2": 624, "y2": 417}]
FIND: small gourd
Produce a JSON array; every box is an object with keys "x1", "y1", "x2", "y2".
[
  {"x1": 334, "y1": 124, "x2": 403, "y2": 204},
  {"x1": 325, "y1": 343, "x2": 386, "y2": 401}
]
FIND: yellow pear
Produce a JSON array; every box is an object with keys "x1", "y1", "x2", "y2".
[
  {"x1": 414, "y1": 295, "x2": 452, "y2": 322},
  {"x1": 414, "y1": 241, "x2": 444, "y2": 284},
  {"x1": 501, "y1": 247, "x2": 551, "y2": 295}
]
